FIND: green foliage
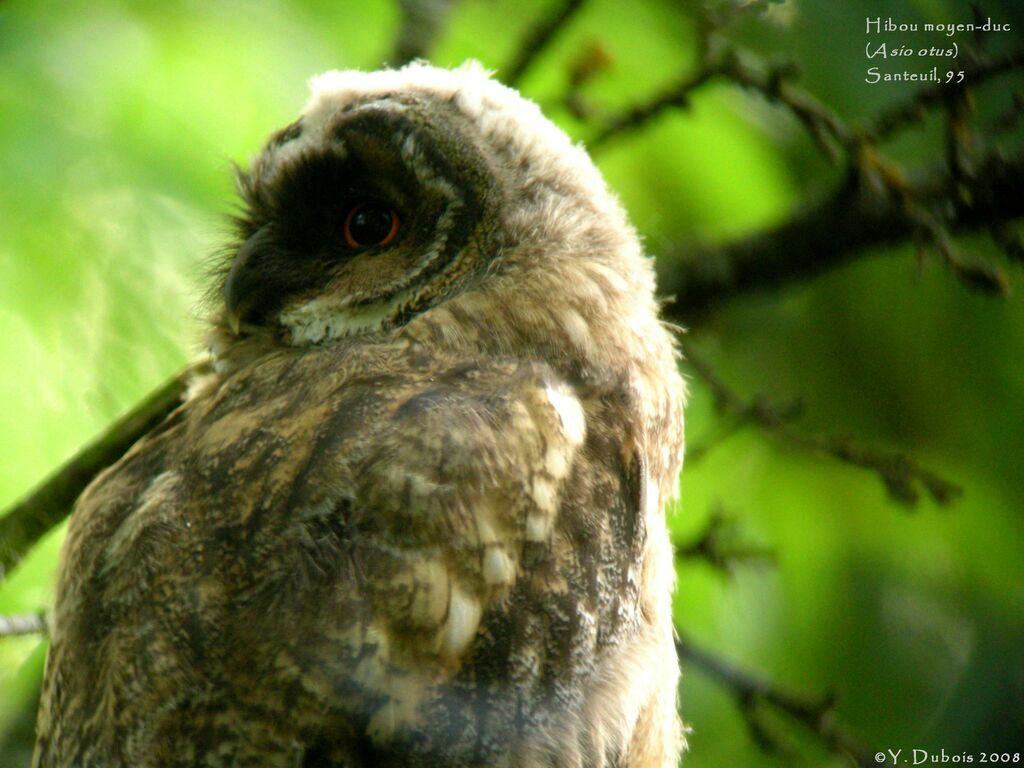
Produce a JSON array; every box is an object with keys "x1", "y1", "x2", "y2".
[{"x1": 1, "y1": 0, "x2": 1022, "y2": 764}]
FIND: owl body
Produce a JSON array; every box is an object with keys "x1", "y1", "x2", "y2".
[{"x1": 34, "y1": 64, "x2": 685, "y2": 768}]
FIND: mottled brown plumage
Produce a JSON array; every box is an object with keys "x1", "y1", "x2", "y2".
[{"x1": 34, "y1": 63, "x2": 686, "y2": 768}]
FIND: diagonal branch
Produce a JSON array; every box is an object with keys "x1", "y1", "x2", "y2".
[
  {"x1": 680, "y1": 339, "x2": 962, "y2": 508},
  {"x1": 502, "y1": 0, "x2": 587, "y2": 87},
  {"x1": 0, "y1": 612, "x2": 47, "y2": 639},
  {"x1": 864, "y1": 50, "x2": 1024, "y2": 142},
  {"x1": 590, "y1": 48, "x2": 853, "y2": 159},
  {"x1": 674, "y1": 504, "x2": 776, "y2": 576},
  {"x1": 658, "y1": 150, "x2": 1024, "y2": 320},
  {"x1": 388, "y1": 0, "x2": 458, "y2": 67},
  {"x1": 0, "y1": 368, "x2": 195, "y2": 580},
  {"x1": 677, "y1": 632, "x2": 874, "y2": 766},
  {"x1": 588, "y1": 57, "x2": 724, "y2": 148}
]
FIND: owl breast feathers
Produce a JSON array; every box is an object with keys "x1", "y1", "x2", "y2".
[{"x1": 34, "y1": 62, "x2": 686, "y2": 768}]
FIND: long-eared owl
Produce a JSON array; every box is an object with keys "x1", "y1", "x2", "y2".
[{"x1": 34, "y1": 62, "x2": 686, "y2": 768}]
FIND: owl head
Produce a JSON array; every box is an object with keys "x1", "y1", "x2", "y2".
[{"x1": 212, "y1": 62, "x2": 654, "y2": 362}]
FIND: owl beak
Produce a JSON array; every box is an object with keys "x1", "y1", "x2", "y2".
[
  {"x1": 225, "y1": 308, "x2": 243, "y2": 335},
  {"x1": 223, "y1": 226, "x2": 272, "y2": 333}
]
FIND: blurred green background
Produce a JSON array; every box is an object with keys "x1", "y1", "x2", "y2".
[{"x1": 1, "y1": 0, "x2": 1022, "y2": 765}]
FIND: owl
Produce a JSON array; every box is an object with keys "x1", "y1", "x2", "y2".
[{"x1": 33, "y1": 62, "x2": 686, "y2": 768}]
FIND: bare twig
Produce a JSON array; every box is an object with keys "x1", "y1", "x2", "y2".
[
  {"x1": 943, "y1": 84, "x2": 975, "y2": 193},
  {"x1": 502, "y1": 0, "x2": 587, "y2": 87},
  {"x1": 686, "y1": 411, "x2": 753, "y2": 464},
  {"x1": 679, "y1": 339, "x2": 962, "y2": 507},
  {"x1": 676, "y1": 632, "x2": 874, "y2": 767},
  {"x1": 0, "y1": 612, "x2": 47, "y2": 638},
  {"x1": 689, "y1": 0, "x2": 781, "y2": 59},
  {"x1": 686, "y1": 387, "x2": 803, "y2": 465},
  {"x1": 590, "y1": 46, "x2": 853, "y2": 159},
  {"x1": 864, "y1": 51, "x2": 1024, "y2": 142},
  {"x1": 720, "y1": 53, "x2": 853, "y2": 161},
  {"x1": 593, "y1": 46, "x2": 1023, "y2": 159},
  {"x1": 588, "y1": 59, "x2": 722, "y2": 148},
  {"x1": 854, "y1": 145, "x2": 1010, "y2": 296},
  {"x1": 558, "y1": 40, "x2": 614, "y2": 120},
  {"x1": 904, "y1": 199, "x2": 1008, "y2": 296},
  {"x1": 0, "y1": 368, "x2": 195, "y2": 580},
  {"x1": 674, "y1": 505, "x2": 776, "y2": 576},
  {"x1": 389, "y1": 0, "x2": 457, "y2": 67}
]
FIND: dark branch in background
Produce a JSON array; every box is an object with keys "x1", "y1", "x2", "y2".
[
  {"x1": 582, "y1": 10, "x2": 1024, "y2": 312},
  {"x1": 590, "y1": 48, "x2": 1023, "y2": 152},
  {"x1": 0, "y1": 613, "x2": 46, "y2": 639},
  {"x1": 501, "y1": 0, "x2": 587, "y2": 87},
  {"x1": 676, "y1": 633, "x2": 874, "y2": 767},
  {"x1": 558, "y1": 40, "x2": 614, "y2": 121},
  {"x1": 0, "y1": 368, "x2": 196, "y2": 580},
  {"x1": 588, "y1": 0, "x2": 853, "y2": 155},
  {"x1": 674, "y1": 504, "x2": 776, "y2": 576},
  {"x1": 658, "y1": 150, "x2": 1024, "y2": 319},
  {"x1": 389, "y1": 0, "x2": 457, "y2": 67},
  {"x1": 587, "y1": 60, "x2": 722, "y2": 147},
  {"x1": 590, "y1": 48, "x2": 852, "y2": 158},
  {"x1": 680, "y1": 339, "x2": 962, "y2": 507},
  {"x1": 866, "y1": 51, "x2": 1024, "y2": 141},
  {"x1": 685, "y1": 395, "x2": 803, "y2": 464},
  {"x1": 589, "y1": 21, "x2": 1023, "y2": 152}
]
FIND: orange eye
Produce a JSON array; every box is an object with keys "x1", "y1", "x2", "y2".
[{"x1": 343, "y1": 202, "x2": 400, "y2": 249}]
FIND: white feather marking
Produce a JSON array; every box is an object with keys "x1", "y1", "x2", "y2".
[
  {"x1": 545, "y1": 444, "x2": 571, "y2": 479},
  {"x1": 544, "y1": 386, "x2": 586, "y2": 447},
  {"x1": 531, "y1": 475, "x2": 558, "y2": 512},
  {"x1": 560, "y1": 308, "x2": 593, "y2": 354},
  {"x1": 525, "y1": 511, "x2": 553, "y2": 542},
  {"x1": 440, "y1": 584, "x2": 481, "y2": 657},
  {"x1": 279, "y1": 291, "x2": 415, "y2": 344},
  {"x1": 483, "y1": 547, "x2": 514, "y2": 586}
]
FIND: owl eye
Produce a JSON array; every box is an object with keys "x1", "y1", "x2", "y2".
[{"x1": 343, "y1": 202, "x2": 400, "y2": 249}]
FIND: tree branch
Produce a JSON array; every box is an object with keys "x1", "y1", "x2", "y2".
[
  {"x1": 674, "y1": 504, "x2": 776, "y2": 576},
  {"x1": 502, "y1": 0, "x2": 587, "y2": 87},
  {"x1": 864, "y1": 50, "x2": 1024, "y2": 142},
  {"x1": 584, "y1": 29, "x2": 1023, "y2": 312},
  {"x1": 388, "y1": 0, "x2": 457, "y2": 67},
  {"x1": 0, "y1": 368, "x2": 195, "y2": 580},
  {"x1": 680, "y1": 339, "x2": 963, "y2": 507},
  {"x1": 677, "y1": 632, "x2": 874, "y2": 766},
  {"x1": 590, "y1": 48, "x2": 852, "y2": 159},
  {"x1": 0, "y1": 613, "x2": 47, "y2": 639},
  {"x1": 658, "y1": 150, "x2": 1024, "y2": 320}
]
